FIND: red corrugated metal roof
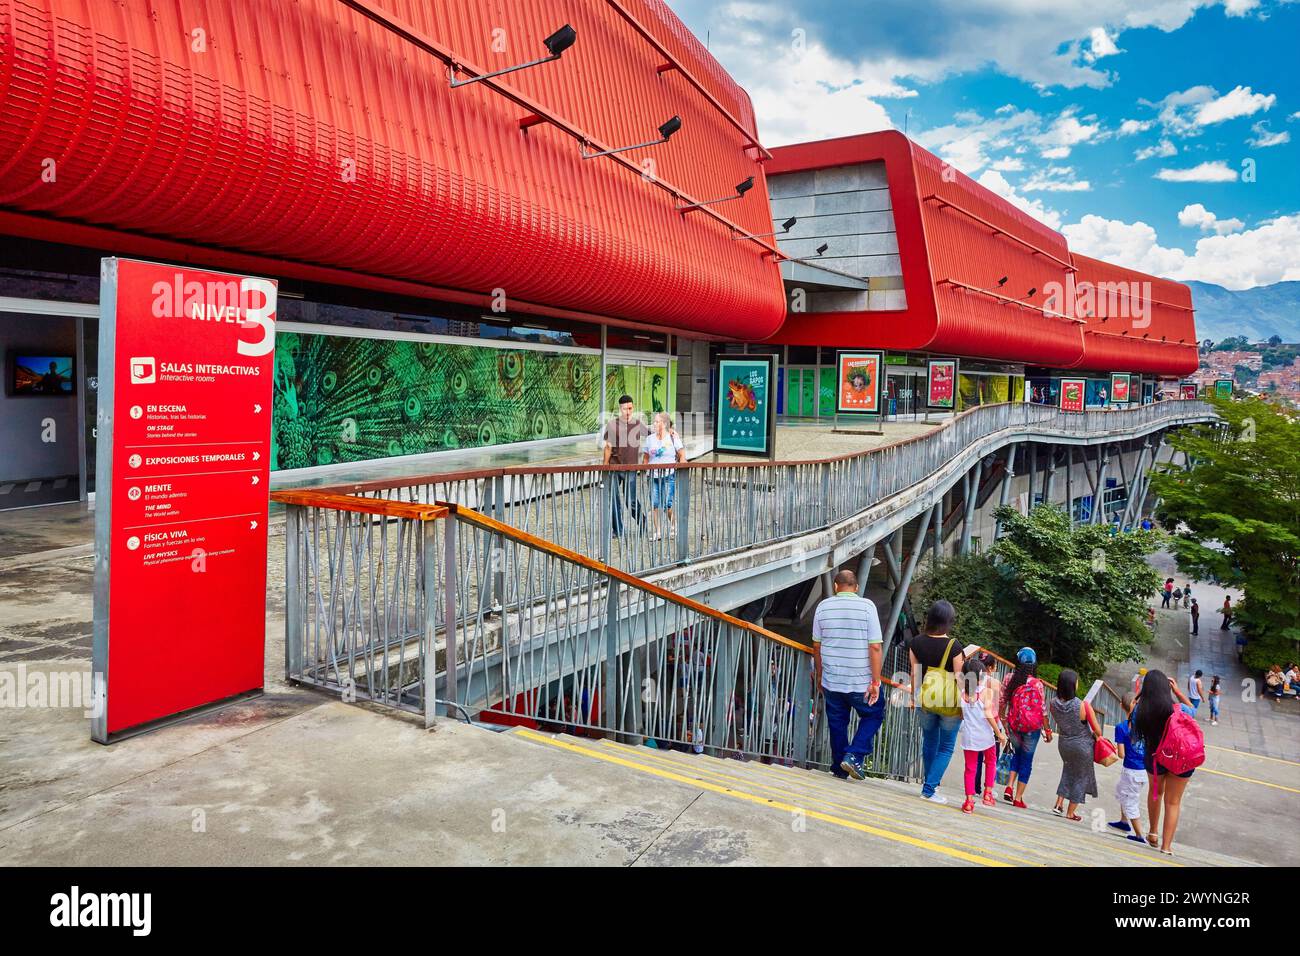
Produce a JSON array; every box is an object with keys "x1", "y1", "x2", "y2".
[
  {"x1": 0, "y1": 0, "x2": 784, "y2": 338},
  {"x1": 766, "y1": 130, "x2": 1197, "y2": 375}
]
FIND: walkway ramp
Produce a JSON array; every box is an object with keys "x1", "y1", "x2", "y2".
[{"x1": 509, "y1": 727, "x2": 1252, "y2": 867}]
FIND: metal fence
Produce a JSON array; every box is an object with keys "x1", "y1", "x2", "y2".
[{"x1": 314, "y1": 400, "x2": 1214, "y2": 579}]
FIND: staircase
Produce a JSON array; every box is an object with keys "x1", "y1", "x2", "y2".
[{"x1": 509, "y1": 726, "x2": 1250, "y2": 867}]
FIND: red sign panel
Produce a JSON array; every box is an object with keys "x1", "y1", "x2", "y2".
[
  {"x1": 1110, "y1": 372, "x2": 1131, "y2": 404},
  {"x1": 927, "y1": 359, "x2": 957, "y2": 409},
  {"x1": 1059, "y1": 378, "x2": 1086, "y2": 413},
  {"x1": 1180, "y1": 383, "x2": 1198, "y2": 400},
  {"x1": 92, "y1": 259, "x2": 276, "y2": 742}
]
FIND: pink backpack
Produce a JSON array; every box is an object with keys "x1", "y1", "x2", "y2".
[
  {"x1": 1007, "y1": 677, "x2": 1045, "y2": 733},
  {"x1": 1151, "y1": 709, "x2": 1205, "y2": 795}
]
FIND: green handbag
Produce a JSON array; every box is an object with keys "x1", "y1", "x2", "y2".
[{"x1": 920, "y1": 638, "x2": 962, "y2": 716}]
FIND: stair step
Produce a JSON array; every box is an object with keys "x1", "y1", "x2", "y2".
[{"x1": 508, "y1": 728, "x2": 1250, "y2": 867}]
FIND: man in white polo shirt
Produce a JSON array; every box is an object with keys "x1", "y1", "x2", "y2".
[{"x1": 812, "y1": 569, "x2": 885, "y2": 781}]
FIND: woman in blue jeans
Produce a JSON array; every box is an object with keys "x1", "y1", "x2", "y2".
[
  {"x1": 999, "y1": 648, "x2": 1054, "y2": 808},
  {"x1": 908, "y1": 601, "x2": 965, "y2": 804}
]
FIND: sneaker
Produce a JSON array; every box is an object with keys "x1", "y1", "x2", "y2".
[
  {"x1": 961, "y1": 797, "x2": 975, "y2": 814},
  {"x1": 1012, "y1": 799, "x2": 1028, "y2": 809},
  {"x1": 1107, "y1": 820, "x2": 1132, "y2": 833},
  {"x1": 1052, "y1": 805, "x2": 1064, "y2": 816},
  {"x1": 982, "y1": 790, "x2": 996, "y2": 807},
  {"x1": 1212, "y1": 720, "x2": 1218, "y2": 726},
  {"x1": 840, "y1": 755, "x2": 866, "y2": 781},
  {"x1": 1127, "y1": 834, "x2": 1148, "y2": 844},
  {"x1": 1002, "y1": 787, "x2": 1015, "y2": 804},
  {"x1": 921, "y1": 792, "x2": 949, "y2": 805}
]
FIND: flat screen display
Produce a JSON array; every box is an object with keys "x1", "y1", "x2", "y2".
[{"x1": 12, "y1": 355, "x2": 76, "y2": 395}]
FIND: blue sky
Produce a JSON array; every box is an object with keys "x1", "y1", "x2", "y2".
[{"x1": 670, "y1": 0, "x2": 1299, "y2": 289}]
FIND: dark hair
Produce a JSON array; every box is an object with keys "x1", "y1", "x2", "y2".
[
  {"x1": 618, "y1": 394, "x2": 634, "y2": 406},
  {"x1": 1210, "y1": 675, "x2": 1221, "y2": 692},
  {"x1": 1194, "y1": 669, "x2": 1203, "y2": 678},
  {"x1": 978, "y1": 651, "x2": 997, "y2": 669},
  {"x1": 925, "y1": 600, "x2": 955, "y2": 635},
  {"x1": 1057, "y1": 669, "x2": 1079, "y2": 701},
  {"x1": 960, "y1": 656, "x2": 985, "y2": 696},
  {"x1": 1004, "y1": 660, "x2": 1037, "y2": 702},
  {"x1": 1134, "y1": 667, "x2": 1174, "y2": 747}
]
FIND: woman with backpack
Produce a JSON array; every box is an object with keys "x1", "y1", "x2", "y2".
[
  {"x1": 1134, "y1": 669, "x2": 1202, "y2": 855},
  {"x1": 1000, "y1": 647, "x2": 1053, "y2": 808},
  {"x1": 1050, "y1": 670, "x2": 1102, "y2": 821},
  {"x1": 907, "y1": 600, "x2": 965, "y2": 804}
]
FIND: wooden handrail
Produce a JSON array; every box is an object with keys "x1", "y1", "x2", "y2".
[
  {"x1": 271, "y1": 489, "x2": 449, "y2": 521},
  {"x1": 445, "y1": 502, "x2": 814, "y2": 657}
]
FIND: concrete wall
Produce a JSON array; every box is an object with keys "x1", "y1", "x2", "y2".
[
  {"x1": 0, "y1": 314, "x2": 79, "y2": 483},
  {"x1": 767, "y1": 161, "x2": 905, "y2": 312}
]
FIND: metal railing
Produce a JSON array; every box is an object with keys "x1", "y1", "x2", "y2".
[{"x1": 312, "y1": 400, "x2": 1215, "y2": 579}]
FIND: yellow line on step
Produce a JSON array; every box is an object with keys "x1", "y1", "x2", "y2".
[
  {"x1": 515, "y1": 729, "x2": 1011, "y2": 866},
  {"x1": 1205, "y1": 744, "x2": 1300, "y2": 768},
  {"x1": 1200, "y1": 767, "x2": 1300, "y2": 794}
]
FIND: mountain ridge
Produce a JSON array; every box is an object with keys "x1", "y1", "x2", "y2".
[{"x1": 1185, "y1": 280, "x2": 1300, "y2": 344}]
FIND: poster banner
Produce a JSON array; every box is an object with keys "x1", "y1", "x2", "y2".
[
  {"x1": 1109, "y1": 372, "x2": 1132, "y2": 404},
  {"x1": 926, "y1": 358, "x2": 957, "y2": 410},
  {"x1": 1059, "y1": 378, "x2": 1086, "y2": 413},
  {"x1": 1214, "y1": 378, "x2": 1233, "y2": 399},
  {"x1": 715, "y1": 356, "x2": 775, "y2": 456},
  {"x1": 1180, "y1": 383, "x2": 1198, "y2": 400},
  {"x1": 92, "y1": 259, "x2": 277, "y2": 742},
  {"x1": 835, "y1": 350, "x2": 884, "y2": 414}
]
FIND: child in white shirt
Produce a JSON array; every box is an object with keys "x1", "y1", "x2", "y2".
[{"x1": 960, "y1": 658, "x2": 1007, "y2": 814}]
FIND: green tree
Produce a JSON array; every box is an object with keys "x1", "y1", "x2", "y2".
[
  {"x1": 919, "y1": 505, "x2": 1162, "y2": 677},
  {"x1": 1151, "y1": 396, "x2": 1300, "y2": 670}
]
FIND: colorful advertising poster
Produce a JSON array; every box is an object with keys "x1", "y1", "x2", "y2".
[
  {"x1": 927, "y1": 358, "x2": 957, "y2": 409},
  {"x1": 1180, "y1": 383, "x2": 1198, "y2": 400},
  {"x1": 715, "y1": 356, "x2": 775, "y2": 456},
  {"x1": 92, "y1": 259, "x2": 277, "y2": 743},
  {"x1": 1215, "y1": 378, "x2": 1233, "y2": 399},
  {"x1": 1110, "y1": 372, "x2": 1132, "y2": 404},
  {"x1": 1059, "y1": 378, "x2": 1086, "y2": 413},
  {"x1": 835, "y1": 350, "x2": 884, "y2": 414}
]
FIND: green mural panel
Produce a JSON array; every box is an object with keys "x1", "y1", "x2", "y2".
[
  {"x1": 272, "y1": 332, "x2": 599, "y2": 470},
  {"x1": 605, "y1": 362, "x2": 673, "y2": 414}
]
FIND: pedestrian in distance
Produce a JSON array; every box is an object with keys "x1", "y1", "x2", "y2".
[
  {"x1": 1182, "y1": 583, "x2": 1192, "y2": 610},
  {"x1": 1134, "y1": 669, "x2": 1203, "y2": 855},
  {"x1": 1000, "y1": 647, "x2": 1053, "y2": 808},
  {"x1": 1050, "y1": 669, "x2": 1101, "y2": 821},
  {"x1": 600, "y1": 395, "x2": 648, "y2": 539},
  {"x1": 970, "y1": 650, "x2": 1002, "y2": 796},
  {"x1": 1208, "y1": 675, "x2": 1221, "y2": 726},
  {"x1": 908, "y1": 600, "x2": 965, "y2": 804},
  {"x1": 1220, "y1": 595, "x2": 1232, "y2": 630},
  {"x1": 640, "y1": 411, "x2": 685, "y2": 542},
  {"x1": 1107, "y1": 693, "x2": 1152, "y2": 844},
  {"x1": 1190, "y1": 599, "x2": 1199, "y2": 636},
  {"x1": 1161, "y1": 578, "x2": 1174, "y2": 609},
  {"x1": 811, "y1": 570, "x2": 885, "y2": 782},
  {"x1": 959, "y1": 657, "x2": 1006, "y2": 814},
  {"x1": 1187, "y1": 670, "x2": 1204, "y2": 716}
]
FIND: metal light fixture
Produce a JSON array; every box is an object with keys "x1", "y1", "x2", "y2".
[
  {"x1": 678, "y1": 176, "x2": 754, "y2": 212},
  {"x1": 813, "y1": 242, "x2": 829, "y2": 257},
  {"x1": 582, "y1": 115, "x2": 681, "y2": 159},
  {"x1": 997, "y1": 276, "x2": 1009, "y2": 287},
  {"x1": 450, "y1": 24, "x2": 576, "y2": 88},
  {"x1": 734, "y1": 216, "x2": 797, "y2": 240}
]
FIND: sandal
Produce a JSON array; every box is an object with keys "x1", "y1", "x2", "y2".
[
  {"x1": 982, "y1": 790, "x2": 997, "y2": 807},
  {"x1": 1066, "y1": 813, "x2": 1083, "y2": 821},
  {"x1": 1146, "y1": 833, "x2": 1160, "y2": 847}
]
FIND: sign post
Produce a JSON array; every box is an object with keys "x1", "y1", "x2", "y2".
[
  {"x1": 833, "y1": 350, "x2": 885, "y2": 434},
  {"x1": 926, "y1": 358, "x2": 958, "y2": 419},
  {"x1": 91, "y1": 258, "x2": 277, "y2": 743},
  {"x1": 1214, "y1": 378, "x2": 1233, "y2": 399},
  {"x1": 714, "y1": 355, "x2": 776, "y2": 458}
]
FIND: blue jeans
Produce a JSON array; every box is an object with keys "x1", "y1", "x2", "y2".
[
  {"x1": 1008, "y1": 728, "x2": 1042, "y2": 783},
  {"x1": 609, "y1": 472, "x2": 643, "y2": 538},
  {"x1": 918, "y1": 709, "x2": 962, "y2": 797},
  {"x1": 1209, "y1": 696, "x2": 1220, "y2": 719},
  {"x1": 824, "y1": 689, "x2": 886, "y2": 777}
]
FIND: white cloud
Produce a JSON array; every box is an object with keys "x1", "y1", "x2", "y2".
[
  {"x1": 1154, "y1": 85, "x2": 1219, "y2": 135},
  {"x1": 1118, "y1": 119, "x2": 1153, "y2": 135},
  {"x1": 1248, "y1": 121, "x2": 1290, "y2": 148},
  {"x1": 1022, "y1": 166, "x2": 1092, "y2": 192},
  {"x1": 1195, "y1": 85, "x2": 1276, "y2": 125},
  {"x1": 1177, "y1": 203, "x2": 1244, "y2": 234},
  {"x1": 975, "y1": 170, "x2": 1065, "y2": 230},
  {"x1": 1034, "y1": 108, "x2": 1101, "y2": 159},
  {"x1": 1064, "y1": 213, "x2": 1300, "y2": 289},
  {"x1": 990, "y1": 156, "x2": 1026, "y2": 172},
  {"x1": 1084, "y1": 27, "x2": 1122, "y2": 61},
  {"x1": 1135, "y1": 139, "x2": 1178, "y2": 160},
  {"x1": 1155, "y1": 161, "x2": 1238, "y2": 182}
]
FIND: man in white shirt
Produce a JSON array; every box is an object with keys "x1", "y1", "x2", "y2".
[{"x1": 812, "y1": 569, "x2": 885, "y2": 781}]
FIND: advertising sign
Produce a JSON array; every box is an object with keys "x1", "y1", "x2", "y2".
[
  {"x1": 1109, "y1": 372, "x2": 1132, "y2": 404},
  {"x1": 1180, "y1": 383, "x2": 1198, "y2": 401},
  {"x1": 1059, "y1": 378, "x2": 1086, "y2": 413},
  {"x1": 715, "y1": 356, "x2": 775, "y2": 456},
  {"x1": 835, "y1": 350, "x2": 884, "y2": 414},
  {"x1": 92, "y1": 259, "x2": 277, "y2": 743},
  {"x1": 927, "y1": 358, "x2": 957, "y2": 410},
  {"x1": 1214, "y1": 378, "x2": 1233, "y2": 399}
]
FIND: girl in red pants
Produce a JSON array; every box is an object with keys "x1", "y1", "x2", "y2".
[{"x1": 960, "y1": 658, "x2": 1008, "y2": 814}]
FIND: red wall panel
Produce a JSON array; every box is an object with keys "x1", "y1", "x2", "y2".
[{"x1": 0, "y1": 0, "x2": 785, "y2": 338}]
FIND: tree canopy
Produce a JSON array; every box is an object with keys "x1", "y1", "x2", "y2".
[
  {"x1": 1151, "y1": 396, "x2": 1300, "y2": 670},
  {"x1": 919, "y1": 505, "x2": 1162, "y2": 678}
]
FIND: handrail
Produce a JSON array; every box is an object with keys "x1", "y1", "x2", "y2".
[
  {"x1": 446, "y1": 501, "x2": 810, "y2": 655},
  {"x1": 314, "y1": 400, "x2": 1214, "y2": 496},
  {"x1": 270, "y1": 489, "x2": 448, "y2": 521}
]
